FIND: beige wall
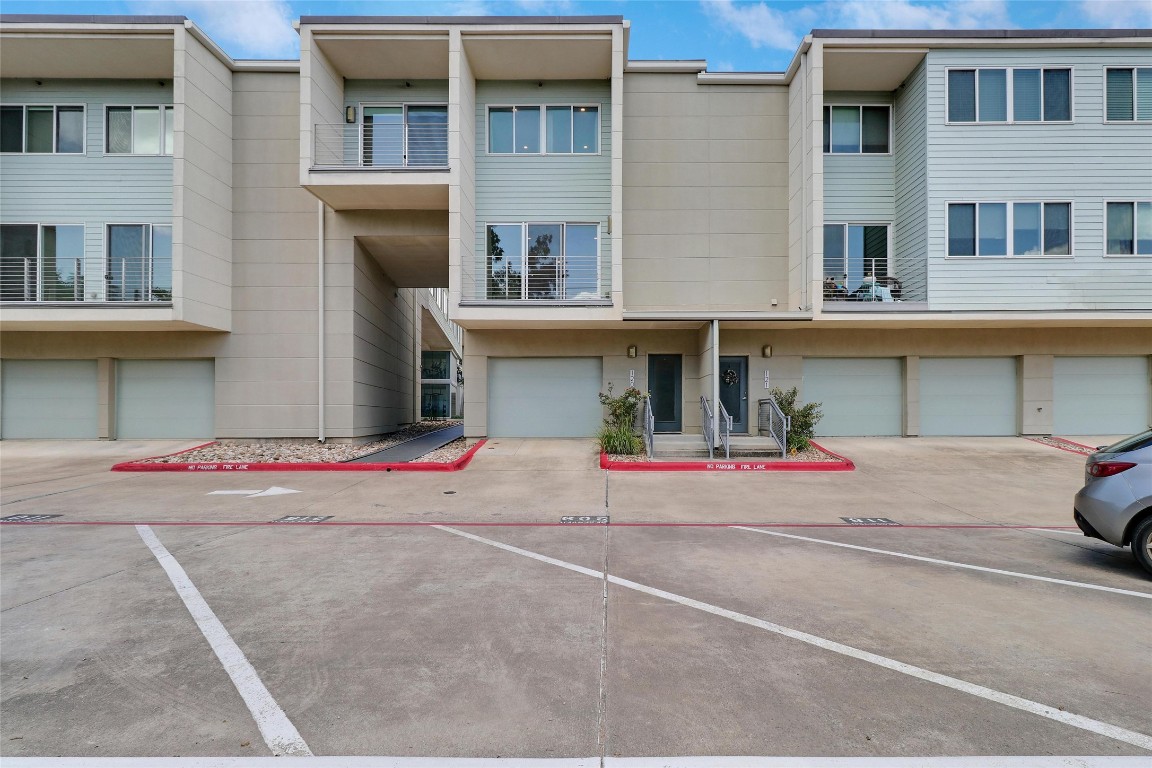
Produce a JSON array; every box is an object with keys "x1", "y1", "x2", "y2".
[
  {"x1": 787, "y1": 44, "x2": 823, "y2": 313},
  {"x1": 622, "y1": 72, "x2": 790, "y2": 312},
  {"x1": 174, "y1": 27, "x2": 234, "y2": 331},
  {"x1": 448, "y1": 32, "x2": 477, "y2": 313}
]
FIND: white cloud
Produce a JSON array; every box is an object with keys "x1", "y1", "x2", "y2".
[
  {"x1": 448, "y1": 0, "x2": 495, "y2": 15},
  {"x1": 133, "y1": 0, "x2": 298, "y2": 58},
  {"x1": 701, "y1": 0, "x2": 811, "y2": 50},
  {"x1": 513, "y1": 0, "x2": 577, "y2": 12},
  {"x1": 1079, "y1": 0, "x2": 1152, "y2": 28}
]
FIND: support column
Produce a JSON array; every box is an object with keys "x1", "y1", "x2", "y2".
[
  {"x1": 97, "y1": 358, "x2": 115, "y2": 440},
  {"x1": 903, "y1": 355, "x2": 920, "y2": 437},
  {"x1": 1021, "y1": 354, "x2": 1054, "y2": 436}
]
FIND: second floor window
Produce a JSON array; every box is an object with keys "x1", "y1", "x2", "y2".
[
  {"x1": 822, "y1": 106, "x2": 890, "y2": 153},
  {"x1": 947, "y1": 68, "x2": 1071, "y2": 123},
  {"x1": 488, "y1": 105, "x2": 599, "y2": 154},
  {"x1": 107, "y1": 224, "x2": 172, "y2": 301},
  {"x1": 106, "y1": 106, "x2": 174, "y2": 155},
  {"x1": 0, "y1": 105, "x2": 85, "y2": 154},
  {"x1": 1106, "y1": 68, "x2": 1152, "y2": 121},
  {"x1": 1106, "y1": 202, "x2": 1152, "y2": 255},
  {"x1": 486, "y1": 222, "x2": 600, "y2": 301},
  {"x1": 0, "y1": 224, "x2": 85, "y2": 301},
  {"x1": 948, "y1": 202, "x2": 1071, "y2": 257}
]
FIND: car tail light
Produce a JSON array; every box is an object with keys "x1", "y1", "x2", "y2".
[{"x1": 1087, "y1": 461, "x2": 1137, "y2": 478}]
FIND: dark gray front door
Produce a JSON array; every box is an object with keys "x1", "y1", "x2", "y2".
[
  {"x1": 719, "y1": 356, "x2": 749, "y2": 433},
  {"x1": 648, "y1": 354, "x2": 682, "y2": 432}
]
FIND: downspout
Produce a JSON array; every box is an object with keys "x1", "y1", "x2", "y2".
[{"x1": 317, "y1": 200, "x2": 326, "y2": 443}]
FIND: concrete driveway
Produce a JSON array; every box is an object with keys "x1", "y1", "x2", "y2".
[{"x1": 1, "y1": 437, "x2": 1149, "y2": 765}]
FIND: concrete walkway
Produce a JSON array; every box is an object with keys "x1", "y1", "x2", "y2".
[{"x1": 346, "y1": 424, "x2": 464, "y2": 463}]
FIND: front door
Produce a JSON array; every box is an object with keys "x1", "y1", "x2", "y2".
[
  {"x1": 648, "y1": 354, "x2": 682, "y2": 433},
  {"x1": 719, "y1": 356, "x2": 749, "y2": 433}
]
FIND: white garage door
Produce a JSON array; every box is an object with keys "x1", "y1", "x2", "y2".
[
  {"x1": 488, "y1": 358, "x2": 603, "y2": 438},
  {"x1": 1054, "y1": 357, "x2": 1150, "y2": 436},
  {"x1": 803, "y1": 358, "x2": 903, "y2": 436},
  {"x1": 921, "y1": 358, "x2": 1017, "y2": 436},
  {"x1": 117, "y1": 360, "x2": 215, "y2": 439},
  {"x1": 1, "y1": 360, "x2": 99, "y2": 438}
]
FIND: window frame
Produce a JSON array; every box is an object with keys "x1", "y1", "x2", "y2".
[
  {"x1": 103, "y1": 104, "x2": 175, "y2": 156},
  {"x1": 0, "y1": 222, "x2": 87, "y2": 302},
  {"x1": 0, "y1": 103, "x2": 87, "y2": 155},
  {"x1": 944, "y1": 200, "x2": 1075, "y2": 258},
  {"x1": 485, "y1": 104, "x2": 602, "y2": 156},
  {"x1": 944, "y1": 66, "x2": 1075, "y2": 125},
  {"x1": 104, "y1": 222, "x2": 173, "y2": 302},
  {"x1": 822, "y1": 104, "x2": 893, "y2": 155},
  {"x1": 1103, "y1": 67, "x2": 1152, "y2": 123},
  {"x1": 1103, "y1": 199, "x2": 1152, "y2": 257},
  {"x1": 483, "y1": 220, "x2": 603, "y2": 302},
  {"x1": 822, "y1": 222, "x2": 894, "y2": 279},
  {"x1": 357, "y1": 102, "x2": 449, "y2": 167}
]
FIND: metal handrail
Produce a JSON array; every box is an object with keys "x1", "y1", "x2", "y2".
[
  {"x1": 699, "y1": 395, "x2": 715, "y2": 460},
  {"x1": 716, "y1": 399, "x2": 732, "y2": 460},
  {"x1": 642, "y1": 397, "x2": 655, "y2": 459},
  {"x1": 1, "y1": 253, "x2": 167, "y2": 303},
  {"x1": 313, "y1": 123, "x2": 449, "y2": 169},
  {"x1": 758, "y1": 397, "x2": 790, "y2": 458}
]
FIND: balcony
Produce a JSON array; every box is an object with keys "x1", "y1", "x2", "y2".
[
  {"x1": 464, "y1": 222, "x2": 609, "y2": 306},
  {"x1": 304, "y1": 120, "x2": 450, "y2": 211}
]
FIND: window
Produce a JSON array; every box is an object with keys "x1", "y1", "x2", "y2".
[
  {"x1": 823, "y1": 224, "x2": 890, "y2": 298},
  {"x1": 1106, "y1": 202, "x2": 1152, "y2": 255},
  {"x1": 0, "y1": 224, "x2": 85, "y2": 301},
  {"x1": 106, "y1": 224, "x2": 172, "y2": 301},
  {"x1": 488, "y1": 105, "x2": 599, "y2": 154},
  {"x1": 1106, "y1": 68, "x2": 1152, "y2": 121},
  {"x1": 0, "y1": 105, "x2": 84, "y2": 153},
  {"x1": 485, "y1": 222, "x2": 601, "y2": 300},
  {"x1": 361, "y1": 104, "x2": 447, "y2": 167},
  {"x1": 947, "y1": 202, "x2": 1072, "y2": 257},
  {"x1": 948, "y1": 67, "x2": 1071, "y2": 123},
  {"x1": 822, "y1": 106, "x2": 890, "y2": 153},
  {"x1": 105, "y1": 106, "x2": 174, "y2": 155}
]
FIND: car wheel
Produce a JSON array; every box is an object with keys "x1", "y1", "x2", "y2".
[{"x1": 1131, "y1": 516, "x2": 1152, "y2": 577}]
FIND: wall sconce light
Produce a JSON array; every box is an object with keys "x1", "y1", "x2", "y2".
[
  {"x1": 627, "y1": 345, "x2": 638, "y2": 358},
  {"x1": 405, "y1": 81, "x2": 412, "y2": 88},
  {"x1": 345, "y1": 105, "x2": 356, "y2": 124},
  {"x1": 761, "y1": 345, "x2": 772, "y2": 358}
]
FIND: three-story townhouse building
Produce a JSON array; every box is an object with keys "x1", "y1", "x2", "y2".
[{"x1": 1, "y1": 15, "x2": 1149, "y2": 444}]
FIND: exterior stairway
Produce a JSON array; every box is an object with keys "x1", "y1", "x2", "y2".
[{"x1": 651, "y1": 433, "x2": 783, "y2": 460}]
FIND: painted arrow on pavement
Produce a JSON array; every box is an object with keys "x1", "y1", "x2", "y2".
[{"x1": 207, "y1": 487, "x2": 301, "y2": 499}]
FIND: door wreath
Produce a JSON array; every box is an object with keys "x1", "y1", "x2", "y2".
[{"x1": 722, "y1": 368, "x2": 739, "y2": 386}]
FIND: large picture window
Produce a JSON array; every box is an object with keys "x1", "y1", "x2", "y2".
[
  {"x1": 823, "y1": 223, "x2": 891, "y2": 300},
  {"x1": 488, "y1": 105, "x2": 599, "y2": 154},
  {"x1": 947, "y1": 67, "x2": 1071, "y2": 123},
  {"x1": 0, "y1": 224, "x2": 85, "y2": 301},
  {"x1": 106, "y1": 224, "x2": 172, "y2": 301},
  {"x1": 1106, "y1": 202, "x2": 1152, "y2": 255},
  {"x1": 0, "y1": 104, "x2": 85, "y2": 154},
  {"x1": 105, "y1": 105, "x2": 174, "y2": 155},
  {"x1": 947, "y1": 202, "x2": 1071, "y2": 257},
  {"x1": 1106, "y1": 68, "x2": 1152, "y2": 122},
  {"x1": 485, "y1": 222, "x2": 601, "y2": 301},
  {"x1": 822, "y1": 106, "x2": 890, "y2": 153}
]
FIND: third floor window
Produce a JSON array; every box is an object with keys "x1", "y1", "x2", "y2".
[
  {"x1": 822, "y1": 106, "x2": 890, "y2": 153},
  {"x1": 0, "y1": 105, "x2": 84, "y2": 154},
  {"x1": 488, "y1": 105, "x2": 599, "y2": 154},
  {"x1": 1105, "y1": 68, "x2": 1152, "y2": 122},
  {"x1": 947, "y1": 67, "x2": 1071, "y2": 123},
  {"x1": 106, "y1": 105, "x2": 174, "y2": 155}
]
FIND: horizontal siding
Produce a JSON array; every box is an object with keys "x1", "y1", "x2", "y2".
[
  {"x1": 823, "y1": 154, "x2": 895, "y2": 221},
  {"x1": 924, "y1": 48, "x2": 1152, "y2": 311},
  {"x1": 474, "y1": 80, "x2": 611, "y2": 300},
  {"x1": 344, "y1": 79, "x2": 448, "y2": 107}
]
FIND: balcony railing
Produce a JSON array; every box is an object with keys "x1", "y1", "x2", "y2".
[
  {"x1": 475, "y1": 253, "x2": 607, "y2": 303},
  {"x1": 822, "y1": 268, "x2": 927, "y2": 311},
  {"x1": 313, "y1": 123, "x2": 449, "y2": 169},
  {"x1": 0, "y1": 254, "x2": 171, "y2": 304}
]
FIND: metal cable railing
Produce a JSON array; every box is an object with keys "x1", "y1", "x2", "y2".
[
  {"x1": 758, "y1": 397, "x2": 790, "y2": 457},
  {"x1": 481, "y1": 254, "x2": 604, "y2": 301},
  {"x1": 313, "y1": 123, "x2": 449, "y2": 169},
  {"x1": 699, "y1": 396, "x2": 715, "y2": 460},
  {"x1": 716, "y1": 399, "x2": 733, "y2": 460},
  {"x1": 1, "y1": 255, "x2": 170, "y2": 303}
]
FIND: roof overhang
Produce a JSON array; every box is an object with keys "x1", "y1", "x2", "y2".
[
  {"x1": 0, "y1": 26, "x2": 177, "y2": 79},
  {"x1": 313, "y1": 31, "x2": 450, "y2": 79},
  {"x1": 823, "y1": 48, "x2": 927, "y2": 91},
  {"x1": 358, "y1": 233, "x2": 449, "y2": 288}
]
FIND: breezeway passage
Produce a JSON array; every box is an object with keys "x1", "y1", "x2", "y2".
[{"x1": 2, "y1": 437, "x2": 1150, "y2": 761}]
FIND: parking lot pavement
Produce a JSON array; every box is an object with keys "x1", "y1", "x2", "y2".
[{"x1": 2, "y1": 437, "x2": 1151, "y2": 762}]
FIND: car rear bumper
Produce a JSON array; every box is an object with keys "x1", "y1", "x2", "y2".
[{"x1": 1074, "y1": 479, "x2": 1136, "y2": 547}]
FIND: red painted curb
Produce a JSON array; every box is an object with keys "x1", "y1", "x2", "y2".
[
  {"x1": 600, "y1": 440, "x2": 854, "y2": 472},
  {"x1": 0, "y1": 520, "x2": 1081, "y2": 530},
  {"x1": 111, "y1": 439, "x2": 486, "y2": 473},
  {"x1": 1025, "y1": 437, "x2": 1095, "y2": 456}
]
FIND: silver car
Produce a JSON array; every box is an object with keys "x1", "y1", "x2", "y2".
[{"x1": 1074, "y1": 429, "x2": 1152, "y2": 577}]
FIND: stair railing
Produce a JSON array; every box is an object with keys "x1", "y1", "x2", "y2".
[
  {"x1": 716, "y1": 399, "x2": 733, "y2": 460},
  {"x1": 642, "y1": 396, "x2": 655, "y2": 459},
  {"x1": 758, "y1": 397, "x2": 790, "y2": 457},
  {"x1": 699, "y1": 396, "x2": 715, "y2": 459}
]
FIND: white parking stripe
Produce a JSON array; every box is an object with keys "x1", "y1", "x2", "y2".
[
  {"x1": 433, "y1": 525, "x2": 1152, "y2": 753},
  {"x1": 1025, "y1": 528, "x2": 1090, "y2": 537},
  {"x1": 732, "y1": 526, "x2": 1152, "y2": 599},
  {"x1": 3, "y1": 758, "x2": 1148, "y2": 767},
  {"x1": 135, "y1": 525, "x2": 312, "y2": 757}
]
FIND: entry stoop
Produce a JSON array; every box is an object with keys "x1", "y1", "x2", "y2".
[{"x1": 651, "y1": 433, "x2": 783, "y2": 460}]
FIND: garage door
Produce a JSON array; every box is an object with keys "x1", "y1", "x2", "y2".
[
  {"x1": 116, "y1": 360, "x2": 214, "y2": 439},
  {"x1": 921, "y1": 358, "x2": 1016, "y2": 436},
  {"x1": 803, "y1": 358, "x2": 903, "y2": 436},
  {"x1": 488, "y1": 358, "x2": 603, "y2": 437},
  {"x1": 1, "y1": 360, "x2": 99, "y2": 438},
  {"x1": 1054, "y1": 357, "x2": 1150, "y2": 435}
]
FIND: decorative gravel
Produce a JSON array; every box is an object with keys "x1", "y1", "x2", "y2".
[
  {"x1": 608, "y1": 444, "x2": 845, "y2": 463},
  {"x1": 1027, "y1": 436, "x2": 1096, "y2": 455},
  {"x1": 413, "y1": 438, "x2": 471, "y2": 464},
  {"x1": 145, "y1": 421, "x2": 463, "y2": 464}
]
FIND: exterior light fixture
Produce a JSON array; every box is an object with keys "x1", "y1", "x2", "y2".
[
  {"x1": 345, "y1": 105, "x2": 356, "y2": 124},
  {"x1": 627, "y1": 345, "x2": 638, "y2": 358},
  {"x1": 762, "y1": 345, "x2": 772, "y2": 358}
]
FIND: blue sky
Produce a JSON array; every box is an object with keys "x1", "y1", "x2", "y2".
[{"x1": 3, "y1": 1, "x2": 1149, "y2": 70}]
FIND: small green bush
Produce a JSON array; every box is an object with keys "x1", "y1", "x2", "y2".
[
  {"x1": 597, "y1": 384, "x2": 647, "y2": 455},
  {"x1": 598, "y1": 422, "x2": 643, "y2": 455},
  {"x1": 769, "y1": 386, "x2": 823, "y2": 454}
]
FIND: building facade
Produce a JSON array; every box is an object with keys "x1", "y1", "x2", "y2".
[{"x1": 1, "y1": 15, "x2": 1149, "y2": 441}]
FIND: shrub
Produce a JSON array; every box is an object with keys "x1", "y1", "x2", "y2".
[
  {"x1": 598, "y1": 422, "x2": 643, "y2": 455},
  {"x1": 597, "y1": 384, "x2": 647, "y2": 455},
  {"x1": 769, "y1": 386, "x2": 823, "y2": 454}
]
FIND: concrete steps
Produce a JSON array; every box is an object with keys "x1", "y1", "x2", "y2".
[{"x1": 652, "y1": 433, "x2": 783, "y2": 459}]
